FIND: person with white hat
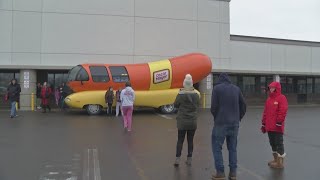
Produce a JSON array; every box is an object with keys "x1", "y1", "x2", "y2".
[{"x1": 173, "y1": 74, "x2": 200, "y2": 167}]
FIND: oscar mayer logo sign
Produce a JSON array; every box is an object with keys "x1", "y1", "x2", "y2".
[{"x1": 153, "y1": 69, "x2": 170, "y2": 84}]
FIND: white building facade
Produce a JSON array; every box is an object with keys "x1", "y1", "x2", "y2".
[{"x1": 0, "y1": 0, "x2": 319, "y2": 109}]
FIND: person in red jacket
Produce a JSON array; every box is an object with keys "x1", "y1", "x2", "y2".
[
  {"x1": 41, "y1": 82, "x2": 52, "y2": 113},
  {"x1": 261, "y1": 81, "x2": 288, "y2": 169}
]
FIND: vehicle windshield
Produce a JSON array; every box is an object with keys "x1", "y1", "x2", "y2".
[{"x1": 67, "y1": 65, "x2": 82, "y2": 81}]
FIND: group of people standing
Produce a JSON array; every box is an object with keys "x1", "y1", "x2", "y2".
[
  {"x1": 105, "y1": 82, "x2": 135, "y2": 132},
  {"x1": 36, "y1": 82, "x2": 68, "y2": 113},
  {"x1": 6, "y1": 73, "x2": 289, "y2": 180},
  {"x1": 5, "y1": 80, "x2": 68, "y2": 117},
  {"x1": 173, "y1": 73, "x2": 288, "y2": 180}
]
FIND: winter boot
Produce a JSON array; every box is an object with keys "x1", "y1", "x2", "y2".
[
  {"x1": 212, "y1": 171, "x2": 226, "y2": 180},
  {"x1": 270, "y1": 153, "x2": 285, "y2": 169},
  {"x1": 268, "y1": 152, "x2": 278, "y2": 166},
  {"x1": 186, "y1": 157, "x2": 192, "y2": 165},
  {"x1": 174, "y1": 157, "x2": 180, "y2": 167},
  {"x1": 229, "y1": 171, "x2": 236, "y2": 180}
]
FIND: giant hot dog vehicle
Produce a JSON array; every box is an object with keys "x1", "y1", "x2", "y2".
[{"x1": 64, "y1": 53, "x2": 212, "y2": 115}]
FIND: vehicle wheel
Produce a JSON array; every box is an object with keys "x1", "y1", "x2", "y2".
[
  {"x1": 86, "y1": 104, "x2": 102, "y2": 115},
  {"x1": 159, "y1": 104, "x2": 176, "y2": 114}
]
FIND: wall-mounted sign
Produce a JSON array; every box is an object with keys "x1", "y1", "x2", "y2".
[
  {"x1": 23, "y1": 72, "x2": 30, "y2": 89},
  {"x1": 206, "y1": 74, "x2": 212, "y2": 90}
]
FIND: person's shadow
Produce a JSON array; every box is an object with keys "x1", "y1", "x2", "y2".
[
  {"x1": 173, "y1": 165, "x2": 194, "y2": 180},
  {"x1": 266, "y1": 169, "x2": 284, "y2": 180}
]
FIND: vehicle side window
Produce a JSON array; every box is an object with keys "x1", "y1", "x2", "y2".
[
  {"x1": 89, "y1": 66, "x2": 110, "y2": 82},
  {"x1": 76, "y1": 67, "x2": 89, "y2": 81},
  {"x1": 109, "y1": 66, "x2": 130, "y2": 83}
]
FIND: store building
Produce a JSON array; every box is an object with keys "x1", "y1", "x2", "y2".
[{"x1": 0, "y1": 0, "x2": 319, "y2": 110}]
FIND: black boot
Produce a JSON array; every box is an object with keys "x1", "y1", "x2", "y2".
[{"x1": 42, "y1": 106, "x2": 46, "y2": 113}]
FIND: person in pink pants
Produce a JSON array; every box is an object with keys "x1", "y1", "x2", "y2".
[{"x1": 120, "y1": 82, "x2": 135, "y2": 131}]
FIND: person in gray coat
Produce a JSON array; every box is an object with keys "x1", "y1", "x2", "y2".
[{"x1": 173, "y1": 74, "x2": 200, "y2": 167}]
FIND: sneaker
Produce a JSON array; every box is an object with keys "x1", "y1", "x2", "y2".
[
  {"x1": 10, "y1": 116, "x2": 13, "y2": 118},
  {"x1": 174, "y1": 157, "x2": 180, "y2": 167},
  {"x1": 14, "y1": 115, "x2": 19, "y2": 117}
]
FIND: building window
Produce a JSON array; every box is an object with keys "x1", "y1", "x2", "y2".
[
  {"x1": 280, "y1": 76, "x2": 287, "y2": 94},
  {"x1": 89, "y1": 66, "x2": 109, "y2": 82},
  {"x1": 286, "y1": 77, "x2": 294, "y2": 93},
  {"x1": 48, "y1": 72, "x2": 69, "y2": 89},
  {"x1": 307, "y1": 78, "x2": 313, "y2": 94},
  {"x1": 315, "y1": 78, "x2": 320, "y2": 93},
  {"x1": 242, "y1": 76, "x2": 255, "y2": 94},
  {"x1": 0, "y1": 73, "x2": 14, "y2": 94},
  {"x1": 297, "y1": 78, "x2": 306, "y2": 94},
  {"x1": 109, "y1": 66, "x2": 129, "y2": 83},
  {"x1": 229, "y1": 75, "x2": 238, "y2": 86}
]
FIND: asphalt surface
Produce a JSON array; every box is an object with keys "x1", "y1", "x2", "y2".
[{"x1": 0, "y1": 107, "x2": 319, "y2": 180}]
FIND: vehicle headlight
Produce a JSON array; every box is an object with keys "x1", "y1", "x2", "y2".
[{"x1": 65, "y1": 98, "x2": 71, "y2": 102}]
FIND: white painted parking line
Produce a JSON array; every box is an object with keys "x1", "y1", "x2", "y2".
[
  {"x1": 83, "y1": 149, "x2": 89, "y2": 180},
  {"x1": 83, "y1": 148, "x2": 101, "y2": 180},
  {"x1": 155, "y1": 113, "x2": 173, "y2": 120},
  {"x1": 93, "y1": 149, "x2": 101, "y2": 180},
  {"x1": 48, "y1": 172, "x2": 59, "y2": 175}
]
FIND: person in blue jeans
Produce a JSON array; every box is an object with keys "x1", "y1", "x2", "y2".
[
  {"x1": 7, "y1": 79, "x2": 21, "y2": 118},
  {"x1": 211, "y1": 73, "x2": 246, "y2": 180}
]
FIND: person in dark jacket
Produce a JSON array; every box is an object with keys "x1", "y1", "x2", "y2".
[
  {"x1": 59, "y1": 83, "x2": 67, "y2": 110},
  {"x1": 36, "y1": 83, "x2": 42, "y2": 109},
  {"x1": 7, "y1": 79, "x2": 21, "y2": 118},
  {"x1": 261, "y1": 81, "x2": 288, "y2": 169},
  {"x1": 173, "y1": 74, "x2": 200, "y2": 167},
  {"x1": 211, "y1": 73, "x2": 246, "y2": 180},
  {"x1": 105, "y1": 87, "x2": 114, "y2": 116},
  {"x1": 115, "y1": 88, "x2": 122, "y2": 117}
]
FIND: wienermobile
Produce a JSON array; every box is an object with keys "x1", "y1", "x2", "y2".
[{"x1": 64, "y1": 53, "x2": 212, "y2": 115}]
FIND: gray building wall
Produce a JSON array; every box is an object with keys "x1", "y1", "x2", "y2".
[
  {"x1": 0, "y1": 0, "x2": 231, "y2": 109},
  {"x1": 229, "y1": 36, "x2": 320, "y2": 75},
  {"x1": 0, "y1": 0, "x2": 230, "y2": 68}
]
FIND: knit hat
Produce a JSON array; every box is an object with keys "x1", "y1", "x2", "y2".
[{"x1": 183, "y1": 74, "x2": 193, "y2": 90}]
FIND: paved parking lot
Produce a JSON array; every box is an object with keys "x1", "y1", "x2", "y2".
[{"x1": 0, "y1": 107, "x2": 319, "y2": 180}]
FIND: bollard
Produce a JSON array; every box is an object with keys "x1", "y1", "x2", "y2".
[
  {"x1": 202, "y1": 93, "x2": 206, "y2": 108},
  {"x1": 31, "y1": 93, "x2": 35, "y2": 111}
]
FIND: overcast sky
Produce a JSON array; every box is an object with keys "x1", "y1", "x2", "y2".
[{"x1": 230, "y1": 0, "x2": 320, "y2": 42}]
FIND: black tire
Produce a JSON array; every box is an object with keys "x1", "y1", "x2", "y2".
[
  {"x1": 159, "y1": 104, "x2": 176, "y2": 114},
  {"x1": 86, "y1": 104, "x2": 102, "y2": 115}
]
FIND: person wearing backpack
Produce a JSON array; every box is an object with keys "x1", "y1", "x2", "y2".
[{"x1": 173, "y1": 74, "x2": 200, "y2": 167}]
